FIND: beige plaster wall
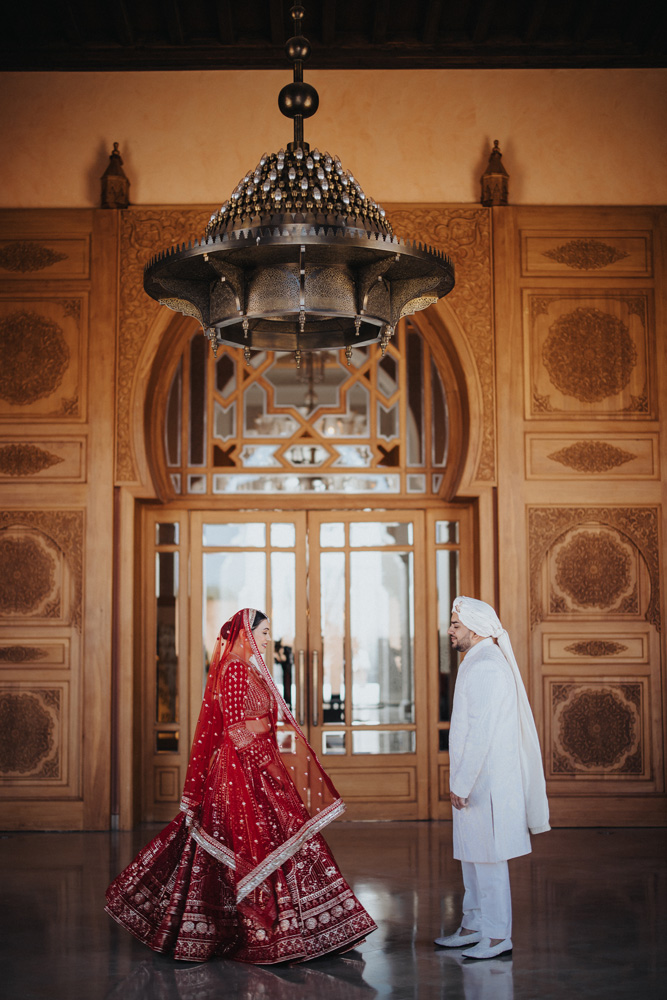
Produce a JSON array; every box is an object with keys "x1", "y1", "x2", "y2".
[{"x1": 2, "y1": 68, "x2": 666, "y2": 208}]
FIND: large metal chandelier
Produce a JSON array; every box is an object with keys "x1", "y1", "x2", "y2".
[{"x1": 144, "y1": 3, "x2": 454, "y2": 363}]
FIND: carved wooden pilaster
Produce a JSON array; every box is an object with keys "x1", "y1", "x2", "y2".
[
  {"x1": 390, "y1": 207, "x2": 496, "y2": 482},
  {"x1": 117, "y1": 209, "x2": 211, "y2": 482}
]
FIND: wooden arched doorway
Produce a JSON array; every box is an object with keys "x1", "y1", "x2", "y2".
[{"x1": 139, "y1": 318, "x2": 476, "y2": 821}]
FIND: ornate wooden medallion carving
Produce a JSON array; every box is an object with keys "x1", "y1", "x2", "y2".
[
  {"x1": 528, "y1": 507, "x2": 660, "y2": 630},
  {"x1": 564, "y1": 640, "x2": 628, "y2": 657},
  {"x1": 551, "y1": 682, "x2": 642, "y2": 775},
  {"x1": 547, "y1": 440, "x2": 636, "y2": 473},
  {"x1": 542, "y1": 238, "x2": 630, "y2": 270},
  {"x1": 0, "y1": 311, "x2": 70, "y2": 405},
  {"x1": 554, "y1": 530, "x2": 632, "y2": 610},
  {"x1": 542, "y1": 307, "x2": 637, "y2": 403},
  {"x1": 0, "y1": 646, "x2": 49, "y2": 662},
  {"x1": 0, "y1": 444, "x2": 65, "y2": 477},
  {"x1": 0, "y1": 241, "x2": 68, "y2": 273},
  {"x1": 0, "y1": 512, "x2": 84, "y2": 630},
  {"x1": 0, "y1": 689, "x2": 59, "y2": 776}
]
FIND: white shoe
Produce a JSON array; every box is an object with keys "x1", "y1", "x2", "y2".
[
  {"x1": 463, "y1": 936, "x2": 512, "y2": 959},
  {"x1": 434, "y1": 927, "x2": 482, "y2": 948}
]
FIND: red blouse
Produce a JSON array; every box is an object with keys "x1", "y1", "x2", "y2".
[{"x1": 219, "y1": 659, "x2": 276, "y2": 769}]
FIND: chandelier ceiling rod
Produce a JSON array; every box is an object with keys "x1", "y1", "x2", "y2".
[{"x1": 278, "y1": 4, "x2": 319, "y2": 152}]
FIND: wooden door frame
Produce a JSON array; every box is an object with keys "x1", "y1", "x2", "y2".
[
  {"x1": 136, "y1": 498, "x2": 477, "y2": 823},
  {"x1": 425, "y1": 505, "x2": 476, "y2": 820}
]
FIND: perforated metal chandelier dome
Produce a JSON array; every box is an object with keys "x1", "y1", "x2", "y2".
[{"x1": 144, "y1": 4, "x2": 455, "y2": 360}]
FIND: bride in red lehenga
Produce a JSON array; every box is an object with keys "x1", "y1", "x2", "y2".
[{"x1": 105, "y1": 608, "x2": 377, "y2": 963}]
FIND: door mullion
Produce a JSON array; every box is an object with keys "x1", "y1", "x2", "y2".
[
  {"x1": 303, "y1": 513, "x2": 314, "y2": 736},
  {"x1": 343, "y1": 521, "x2": 351, "y2": 757}
]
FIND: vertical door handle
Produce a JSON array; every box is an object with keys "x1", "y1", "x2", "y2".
[
  {"x1": 312, "y1": 650, "x2": 319, "y2": 726},
  {"x1": 298, "y1": 649, "x2": 306, "y2": 727}
]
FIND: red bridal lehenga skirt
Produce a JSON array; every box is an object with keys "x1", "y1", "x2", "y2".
[{"x1": 105, "y1": 811, "x2": 376, "y2": 964}]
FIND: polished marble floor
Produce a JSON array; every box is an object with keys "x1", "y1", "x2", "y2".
[{"x1": 1, "y1": 822, "x2": 665, "y2": 999}]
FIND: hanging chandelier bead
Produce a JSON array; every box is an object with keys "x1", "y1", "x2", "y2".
[{"x1": 285, "y1": 34, "x2": 311, "y2": 63}]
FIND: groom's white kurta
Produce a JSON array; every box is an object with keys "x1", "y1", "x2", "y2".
[{"x1": 449, "y1": 637, "x2": 531, "y2": 863}]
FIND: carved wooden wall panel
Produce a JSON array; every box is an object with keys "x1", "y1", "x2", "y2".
[
  {"x1": 526, "y1": 433, "x2": 659, "y2": 480},
  {"x1": 0, "y1": 513, "x2": 83, "y2": 803},
  {"x1": 0, "y1": 294, "x2": 87, "y2": 421},
  {"x1": 0, "y1": 511, "x2": 84, "y2": 630},
  {"x1": 547, "y1": 679, "x2": 649, "y2": 781},
  {"x1": 521, "y1": 231, "x2": 653, "y2": 278},
  {"x1": 545, "y1": 524, "x2": 643, "y2": 621},
  {"x1": 495, "y1": 206, "x2": 666, "y2": 826},
  {"x1": 526, "y1": 502, "x2": 662, "y2": 801},
  {"x1": 0, "y1": 237, "x2": 90, "y2": 280},
  {"x1": 0, "y1": 438, "x2": 86, "y2": 482},
  {"x1": 0, "y1": 208, "x2": 115, "y2": 829},
  {"x1": 524, "y1": 290, "x2": 654, "y2": 420},
  {"x1": 0, "y1": 682, "x2": 74, "y2": 793},
  {"x1": 542, "y1": 632, "x2": 648, "y2": 666},
  {"x1": 0, "y1": 527, "x2": 66, "y2": 624},
  {"x1": 0, "y1": 640, "x2": 70, "y2": 668},
  {"x1": 528, "y1": 506, "x2": 660, "y2": 632}
]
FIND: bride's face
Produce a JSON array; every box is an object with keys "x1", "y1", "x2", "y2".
[{"x1": 253, "y1": 621, "x2": 271, "y2": 653}]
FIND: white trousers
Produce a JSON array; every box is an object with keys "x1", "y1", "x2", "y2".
[{"x1": 461, "y1": 860, "x2": 512, "y2": 940}]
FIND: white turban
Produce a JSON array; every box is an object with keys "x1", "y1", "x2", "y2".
[{"x1": 452, "y1": 596, "x2": 550, "y2": 835}]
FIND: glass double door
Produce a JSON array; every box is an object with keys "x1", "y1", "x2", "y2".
[{"x1": 190, "y1": 510, "x2": 429, "y2": 819}]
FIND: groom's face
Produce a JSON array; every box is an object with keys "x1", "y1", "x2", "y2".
[{"x1": 448, "y1": 612, "x2": 476, "y2": 652}]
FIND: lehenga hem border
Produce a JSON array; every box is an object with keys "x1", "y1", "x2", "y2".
[
  {"x1": 104, "y1": 902, "x2": 169, "y2": 955},
  {"x1": 236, "y1": 797, "x2": 346, "y2": 902},
  {"x1": 183, "y1": 797, "x2": 346, "y2": 903},
  {"x1": 189, "y1": 824, "x2": 237, "y2": 871}
]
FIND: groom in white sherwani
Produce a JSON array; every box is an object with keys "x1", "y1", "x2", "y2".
[{"x1": 435, "y1": 596, "x2": 550, "y2": 959}]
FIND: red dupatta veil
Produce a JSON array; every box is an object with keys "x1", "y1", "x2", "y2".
[{"x1": 180, "y1": 608, "x2": 344, "y2": 902}]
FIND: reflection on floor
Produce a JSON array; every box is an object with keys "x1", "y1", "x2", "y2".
[{"x1": 1, "y1": 822, "x2": 665, "y2": 999}]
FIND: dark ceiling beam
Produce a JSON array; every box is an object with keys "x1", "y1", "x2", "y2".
[
  {"x1": 3, "y1": 46, "x2": 662, "y2": 70},
  {"x1": 632, "y1": 0, "x2": 667, "y2": 54},
  {"x1": 162, "y1": 0, "x2": 185, "y2": 46},
  {"x1": 471, "y1": 0, "x2": 497, "y2": 44},
  {"x1": 269, "y1": 0, "x2": 284, "y2": 47},
  {"x1": 372, "y1": 0, "x2": 388, "y2": 45},
  {"x1": 110, "y1": 0, "x2": 136, "y2": 48},
  {"x1": 61, "y1": 0, "x2": 84, "y2": 46},
  {"x1": 216, "y1": 0, "x2": 235, "y2": 45},
  {"x1": 321, "y1": 0, "x2": 336, "y2": 46},
  {"x1": 422, "y1": 0, "x2": 443, "y2": 44},
  {"x1": 524, "y1": 0, "x2": 548, "y2": 43},
  {"x1": 573, "y1": 0, "x2": 598, "y2": 43}
]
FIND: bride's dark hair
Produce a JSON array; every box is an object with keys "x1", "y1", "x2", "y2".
[{"x1": 221, "y1": 609, "x2": 268, "y2": 640}]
